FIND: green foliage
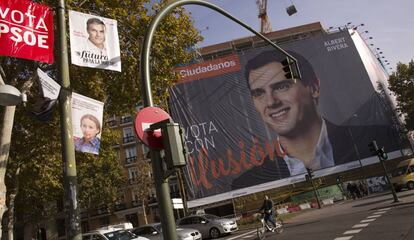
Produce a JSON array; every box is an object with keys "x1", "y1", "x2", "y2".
[
  {"x1": 2, "y1": 0, "x2": 201, "y2": 225},
  {"x1": 388, "y1": 60, "x2": 414, "y2": 130}
]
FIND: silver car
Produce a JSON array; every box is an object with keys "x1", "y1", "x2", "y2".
[
  {"x1": 131, "y1": 223, "x2": 202, "y2": 240},
  {"x1": 177, "y1": 214, "x2": 238, "y2": 239}
]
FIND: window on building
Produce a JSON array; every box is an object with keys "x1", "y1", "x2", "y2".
[
  {"x1": 100, "y1": 216, "x2": 110, "y2": 226},
  {"x1": 141, "y1": 144, "x2": 150, "y2": 158},
  {"x1": 125, "y1": 146, "x2": 137, "y2": 164},
  {"x1": 56, "y1": 219, "x2": 66, "y2": 237},
  {"x1": 123, "y1": 127, "x2": 135, "y2": 143},
  {"x1": 120, "y1": 115, "x2": 132, "y2": 124},
  {"x1": 128, "y1": 168, "x2": 139, "y2": 181}
]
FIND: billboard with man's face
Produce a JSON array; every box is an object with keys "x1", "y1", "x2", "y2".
[{"x1": 169, "y1": 30, "x2": 410, "y2": 208}]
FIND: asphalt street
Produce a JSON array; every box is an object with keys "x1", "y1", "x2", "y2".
[{"x1": 219, "y1": 190, "x2": 414, "y2": 240}]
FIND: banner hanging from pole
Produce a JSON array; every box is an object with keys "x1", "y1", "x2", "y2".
[
  {"x1": 68, "y1": 10, "x2": 121, "y2": 72},
  {"x1": 71, "y1": 92, "x2": 104, "y2": 155},
  {"x1": 0, "y1": 0, "x2": 54, "y2": 63}
]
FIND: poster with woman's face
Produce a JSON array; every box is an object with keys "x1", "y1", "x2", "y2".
[{"x1": 71, "y1": 92, "x2": 104, "y2": 155}]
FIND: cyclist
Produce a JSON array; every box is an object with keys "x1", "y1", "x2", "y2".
[{"x1": 259, "y1": 195, "x2": 276, "y2": 231}]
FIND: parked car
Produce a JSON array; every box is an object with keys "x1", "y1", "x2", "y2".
[
  {"x1": 131, "y1": 223, "x2": 201, "y2": 240},
  {"x1": 82, "y1": 223, "x2": 149, "y2": 240},
  {"x1": 177, "y1": 214, "x2": 238, "y2": 239}
]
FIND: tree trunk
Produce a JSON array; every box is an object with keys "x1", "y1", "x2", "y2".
[{"x1": 142, "y1": 200, "x2": 148, "y2": 225}]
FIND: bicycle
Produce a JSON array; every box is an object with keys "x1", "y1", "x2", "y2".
[{"x1": 256, "y1": 213, "x2": 284, "y2": 240}]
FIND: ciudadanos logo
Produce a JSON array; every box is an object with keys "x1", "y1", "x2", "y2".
[{"x1": 175, "y1": 54, "x2": 241, "y2": 82}]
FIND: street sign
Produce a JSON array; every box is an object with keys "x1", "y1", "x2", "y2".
[
  {"x1": 134, "y1": 106, "x2": 171, "y2": 149},
  {"x1": 172, "y1": 198, "x2": 183, "y2": 209}
]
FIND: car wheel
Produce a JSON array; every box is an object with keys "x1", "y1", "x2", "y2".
[
  {"x1": 407, "y1": 181, "x2": 414, "y2": 190},
  {"x1": 209, "y1": 227, "x2": 221, "y2": 239}
]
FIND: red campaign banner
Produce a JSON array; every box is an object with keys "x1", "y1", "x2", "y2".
[{"x1": 0, "y1": 0, "x2": 54, "y2": 63}]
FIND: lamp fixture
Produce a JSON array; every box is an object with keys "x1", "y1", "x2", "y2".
[{"x1": 0, "y1": 84, "x2": 26, "y2": 106}]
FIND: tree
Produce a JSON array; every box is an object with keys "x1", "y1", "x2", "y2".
[
  {"x1": 388, "y1": 60, "x2": 414, "y2": 131},
  {"x1": 0, "y1": 0, "x2": 201, "y2": 233},
  {"x1": 133, "y1": 159, "x2": 153, "y2": 225}
]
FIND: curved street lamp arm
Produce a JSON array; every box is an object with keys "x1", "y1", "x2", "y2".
[{"x1": 139, "y1": 0, "x2": 300, "y2": 107}]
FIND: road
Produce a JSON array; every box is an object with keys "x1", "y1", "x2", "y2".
[{"x1": 219, "y1": 190, "x2": 414, "y2": 240}]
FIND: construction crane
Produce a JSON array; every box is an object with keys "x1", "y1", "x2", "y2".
[{"x1": 256, "y1": 0, "x2": 272, "y2": 34}]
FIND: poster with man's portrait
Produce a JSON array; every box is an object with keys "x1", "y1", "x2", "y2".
[
  {"x1": 71, "y1": 92, "x2": 104, "y2": 155},
  {"x1": 69, "y1": 10, "x2": 121, "y2": 72}
]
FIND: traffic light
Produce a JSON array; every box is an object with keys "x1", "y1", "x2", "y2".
[
  {"x1": 281, "y1": 57, "x2": 301, "y2": 80},
  {"x1": 378, "y1": 147, "x2": 388, "y2": 160},
  {"x1": 368, "y1": 140, "x2": 379, "y2": 156}
]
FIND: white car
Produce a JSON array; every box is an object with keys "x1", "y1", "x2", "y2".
[
  {"x1": 177, "y1": 214, "x2": 238, "y2": 239},
  {"x1": 82, "y1": 223, "x2": 149, "y2": 240},
  {"x1": 132, "y1": 223, "x2": 202, "y2": 240}
]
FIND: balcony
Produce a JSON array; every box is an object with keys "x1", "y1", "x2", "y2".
[
  {"x1": 128, "y1": 178, "x2": 138, "y2": 185},
  {"x1": 120, "y1": 116, "x2": 133, "y2": 125},
  {"x1": 90, "y1": 206, "x2": 109, "y2": 217},
  {"x1": 123, "y1": 135, "x2": 136, "y2": 144},
  {"x1": 125, "y1": 156, "x2": 137, "y2": 165},
  {"x1": 131, "y1": 200, "x2": 141, "y2": 207},
  {"x1": 114, "y1": 203, "x2": 127, "y2": 211},
  {"x1": 170, "y1": 191, "x2": 181, "y2": 198},
  {"x1": 107, "y1": 120, "x2": 117, "y2": 128}
]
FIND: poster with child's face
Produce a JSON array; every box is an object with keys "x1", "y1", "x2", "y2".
[{"x1": 71, "y1": 92, "x2": 104, "y2": 155}]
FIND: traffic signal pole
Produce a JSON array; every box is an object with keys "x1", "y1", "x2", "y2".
[
  {"x1": 306, "y1": 168, "x2": 321, "y2": 209},
  {"x1": 368, "y1": 141, "x2": 399, "y2": 203}
]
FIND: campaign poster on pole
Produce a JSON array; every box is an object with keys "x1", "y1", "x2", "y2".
[
  {"x1": 37, "y1": 68, "x2": 60, "y2": 100},
  {"x1": 71, "y1": 92, "x2": 104, "y2": 155},
  {"x1": 68, "y1": 10, "x2": 121, "y2": 72},
  {"x1": 0, "y1": 0, "x2": 54, "y2": 63}
]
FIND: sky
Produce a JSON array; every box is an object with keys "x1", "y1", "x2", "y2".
[{"x1": 184, "y1": 0, "x2": 414, "y2": 72}]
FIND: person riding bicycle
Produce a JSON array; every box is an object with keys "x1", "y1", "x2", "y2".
[{"x1": 259, "y1": 195, "x2": 276, "y2": 230}]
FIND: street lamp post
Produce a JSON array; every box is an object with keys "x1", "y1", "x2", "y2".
[
  {"x1": 0, "y1": 69, "x2": 26, "y2": 238},
  {"x1": 140, "y1": 1, "x2": 301, "y2": 239},
  {"x1": 347, "y1": 114, "x2": 369, "y2": 186}
]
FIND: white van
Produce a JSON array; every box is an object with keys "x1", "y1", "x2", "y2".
[{"x1": 391, "y1": 158, "x2": 414, "y2": 191}]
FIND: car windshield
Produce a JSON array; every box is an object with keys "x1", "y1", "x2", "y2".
[
  {"x1": 204, "y1": 214, "x2": 220, "y2": 220},
  {"x1": 392, "y1": 166, "x2": 407, "y2": 177},
  {"x1": 104, "y1": 230, "x2": 134, "y2": 240}
]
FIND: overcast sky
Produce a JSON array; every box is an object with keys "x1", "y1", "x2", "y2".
[{"x1": 185, "y1": 0, "x2": 414, "y2": 73}]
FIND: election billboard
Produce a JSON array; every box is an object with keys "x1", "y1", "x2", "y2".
[
  {"x1": 169, "y1": 30, "x2": 410, "y2": 208},
  {"x1": 0, "y1": 0, "x2": 54, "y2": 63},
  {"x1": 69, "y1": 10, "x2": 121, "y2": 72}
]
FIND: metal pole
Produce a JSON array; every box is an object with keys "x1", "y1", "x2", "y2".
[
  {"x1": 149, "y1": 150, "x2": 177, "y2": 240},
  {"x1": 378, "y1": 156, "x2": 399, "y2": 203},
  {"x1": 310, "y1": 179, "x2": 321, "y2": 209},
  {"x1": 176, "y1": 169, "x2": 188, "y2": 216},
  {"x1": 347, "y1": 128, "x2": 369, "y2": 190},
  {"x1": 57, "y1": 0, "x2": 81, "y2": 239}
]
